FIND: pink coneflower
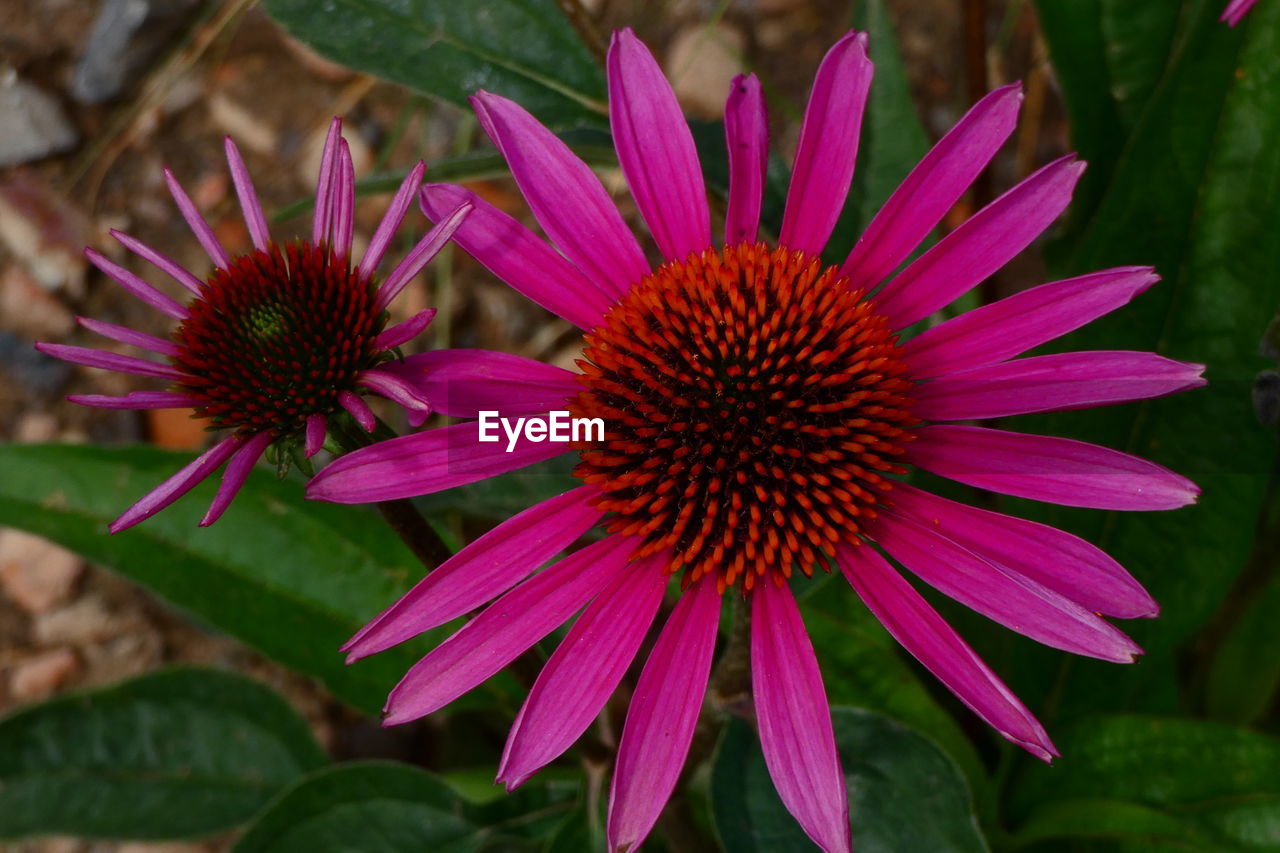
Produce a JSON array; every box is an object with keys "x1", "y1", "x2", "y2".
[
  {"x1": 308, "y1": 30, "x2": 1203, "y2": 853},
  {"x1": 37, "y1": 119, "x2": 471, "y2": 532},
  {"x1": 1222, "y1": 0, "x2": 1258, "y2": 25}
]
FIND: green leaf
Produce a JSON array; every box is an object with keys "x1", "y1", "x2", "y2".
[
  {"x1": 0, "y1": 444, "x2": 446, "y2": 715},
  {"x1": 711, "y1": 707, "x2": 988, "y2": 853},
  {"x1": 0, "y1": 667, "x2": 326, "y2": 840},
  {"x1": 234, "y1": 761, "x2": 576, "y2": 853},
  {"x1": 261, "y1": 0, "x2": 606, "y2": 129},
  {"x1": 1205, "y1": 564, "x2": 1280, "y2": 723}
]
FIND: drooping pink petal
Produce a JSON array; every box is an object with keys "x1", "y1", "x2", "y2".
[
  {"x1": 357, "y1": 368, "x2": 433, "y2": 427},
  {"x1": 223, "y1": 137, "x2": 270, "y2": 252},
  {"x1": 85, "y1": 249, "x2": 188, "y2": 320},
  {"x1": 374, "y1": 200, "x2": 472, "y2": 311},
  {"x1": 907, "y1": 425, "x2": 1200, "y2": 511},
  {"x1": 1222, "y1": 0, "x2": 1258, "y2": 25},
  {"x1": 164, "y1": 168, "x2": 230, "y2": 269},
  {"x1": 914, "y1": 351, "x2": 1207, "y2": 420},
  {"x1": 607, "y1": 575, "x2": 720, "y2": 853},
  {"x1": 332, "y1": 139, "x2": 357, "y2": 259},
  {"x1": 307, "y1": 419, "x2": 572, "y2": 504},
  {"x1": 344, "y1": 486, "x2": 604, "y2": 660},
  {"x1": 902, "y1": 267, "x2": 1160, "y2": 378},
  {"x1": 886, "y1": 483, "x2": 1157, "y2": 618},
  {"x1": 498, "y1": 552, "x2": 667, "y2": 790},
  {"x1": 873, "y1": 510, "x2": 1142, "y2": 662},
  {"x1": 724, "y1": 73, "x2": 769, "y2": 246},
  {"x1": 337, "y1": 390, "x2": 376, "y2": 432},
  {"x1": 379, "y1": 350, "x2": 579, "y2": 418},
  {"x1": 382, "y1": 534, "x2": 637, "y2": 725},
  {"x1": 837, "y1": 543, "x2": 1056, "y2": 760},
  {"x1": 372, "y1": 309, "x2": 437, "y2": 353},
  {"x1": 67, "y1": 391, "x2": 202, "y2": 409},
  {"x1": 841, "y1": 83, "x2": 1023, "y2": 291},
  {"x1": 304, "y1": 413, "x2": 327, "y2": 458},
  {"x1": 109, "y1": 434, "x2": 245, "y2": 533},
  {"x1": 360, "y1": 162, "x2": 427, "y2": 279},
  {"x1": 110, "y1": 230, "x2": 202, "y2": 294},
  {"x1": 471, "y1": 91, "x2": 649, "y2": 296},
  {"x1": 608, "y1": 28, "x2": 710, "y2": 261},
  {"x1": 874, "y1": 155, "x2": 1085, "y2": 329},
  {"x1": 752, "y1": 580, "x2": 850, "y2": 853},
  {"x1": 35, "y1": 343, "x2": 185, "y2": 381},
  {"x1": 200, "y1": 430, "x2": 273, "y2": 526},
  {"x1": 420, "y1": 184, "x2": 615, "y2": 330},
  {"x1": 77, "y1": 317, "x2": 180, "y2": 356},
  {"x1": 778, "y1": 31, "x2": 873, "y2": 257},
  {"x1": 312, "y1": 118, "x2": 342, "y2": 246}
]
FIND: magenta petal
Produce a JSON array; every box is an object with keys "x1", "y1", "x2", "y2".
[
  {"x1": 837, "y1": 543, "x2": 1056, "y2": 761},
  {"x1": 224, "y1": 137, "x2": 270, "y2": 251},
  {"x1": 472, "y1": 91, "x2": 649, "y2": 296},
  {"x1": 724, "y1": 74, "x2": 769, "y2": 246},
  {"x1": 873, "y1": 510, "x2": 1142, "y2": 662},
  {"x1": 375, "y1": 200, "x2": 472, "y2": 311},
  {"x1": 421, "y1": 184, "x2": 614, "y2": 330},
  {"x1": 361, "y1": 162, "x2": 427, "y2": 279},
  {"x1": 337, "y1": 390, "x2": 376, "y2": 432},
  {"x1": 841, "y1": 83, "x2": 1023, "y2": 292},
  {"x1": 110, "y1": 230, "x2": 202, "y2": 294},
  {"x1": 607, "y1": 575, "x2": 721, "y2": 853},
  {"x1": 109, "y1": 434, "x2": 244, "y2": 533},
  {"x1": 304, "y1": 414, "x2": 327, "y2": 458},
  {"x1": 903, "y1": 267, "x2": 1160, "y2": 378},
  {"x1": 914, "y1": 351, "x2": 1207, "y2": 420},
  {"x1": 498, "y1": 552, "x2": 667, "y2": 790},
  {"x1": 332, "y1": 139, "x2": 357, "y2": 258},
  {"x1": 312, "y1": 118, "x2": 342, "y2": 246},
  {"x1": 307, "y1": 420, "x2": 572, "y2": 504},
  {"x1": 357, "y1": 368, "x2": 433, "y2": 427},
  {"x1": 77, "y1": 317, "x2": 180, "y2": 357},
  {"x1": 752, "y1": 581, "x2": 850, "y2": 853},
  {"x1": 380, "y1": 350, "x2": 579, "y2": 418},
  {"x1": 36, "y1": 342, "x2": 184, "y2": 381},
  {"x1": 343, "y1": 486, "x2": 604, "y2": 661},
  {"x1": 779, "y1": 31, "x2": 873, "y2": 257},
  {"x1": 200, "y1": 430, "x2": 272, "y2": 527},
  {"x1": 373, "y1": 309, "x2": 437, "y2": 353},
  {"x1": 908, "y1": 425, "x2": 1200, "y2": 511},
  {"x1": 1222, "y1": 0, "x2": 1258, "y2": 25},
  {"x1": 164, "y1": 168, "x2": 230, "y2": 269},
  {"x1": 887, "y1": 484, "x2": 1157, "y2": 618},
  {"x1": 68, "y1": 391, "x2": 201, "y2": 410},
  {"x1": 382, "y1": 534, "x2": 637, "y2": 725},
  {"x1": 608, "y1": 29, "x2": 710, "y2": 261},
  {"x1": 85, "y1": 249, "x2": 188, "y2": 320},
  {"x1": 875, "y1": 155, "x2": 1086, "y2": 329}
]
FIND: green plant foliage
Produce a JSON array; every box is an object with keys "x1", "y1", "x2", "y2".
[{"x1": 0, "y1": 668, "x2": 326, "y2": 840}]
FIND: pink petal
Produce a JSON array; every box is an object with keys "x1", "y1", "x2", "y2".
[
  {"x1": 887, "y1": 483, "x2": 1157, "y2": 618},
  {"x1": 360, "y1": 162, "x2": 426, "y2": 279},
  {"x1": 110, "y1": 230, "x2": 202, "y2": 294},
  {"x1": 332, "y1": 139, "x2": 357, "y2": 258},
  {"x1": 380, "y1": 350, "x2": 580, "y2": 418},
  {"x1": 68, "y1": 391, "x2": 201, "y2": 410},
  {"x1": 420, "y1": 184, "x2": 615, "y2": 330},
  {"x1": 312, "y1": 118, "x2": 342, "y2": 246},
  {"x1": 357, "y1": 368, "x2": 433, "y2": 427},
  {"x1": 908, "y1": 425, "x2": 1200, "y2": 511},
  {"x1": 874, "y1": 155, "x2": 1086, "y2": 329},
  {"x1": 109, "y1": 434, "x2": 244, "y2": 532},
  {"x1": 873, "y1": 510, "x2": 1142, "y2": 662},
  {"x1": 36, "y1": 342, "x2": 185, "y2": 381},
  {"x1": 382, "y1": 534, "x2": 637, "y2": 725},
  {"x1": 200, "y1": 430, "x2": 273, "y2": 526},
  {"x1": 343, "y1": 486, "x2": 604, "y2": 661},
  {"x1": 337, "y1": 390, "x2": 376, "y2": 432},
  {"x1": 837, "y1": 542, "x2": 1056, "y2": 760},
  {"x1": 914, "y1": 351, "x2": 1207, "y2": 420},
  {"x1": 77, "y1": 317, "x2": 180, "y2": 356},
  {"x1": 752, "y1": 581, "x2": 850, "y2": 853},
  {"x1": 304, "y1": 413, "x2": 327, "y2": 458},
  {"x1": 841, "y1": 83, "x2": 1023, "y2": 292},
  {"x1": 608, "y1": 28, "x2": 710, "y2": 261},
  {"x1": 779, "y1": 31, "x2": 873, "y2": 257},
  {"x1": 224, "y1": 137, "x2": 270, "y2": 252},
  {"x1": 724, "y1": 74, "x2": 769, "y2": 246},
  {"x1": 1222, "y1": 0, "x2": 1258, "y2": 25},
  {"x1": 607, "y1": 575, "x2": 721, "y2": 853},
  {"x1": 472, "y1": 91, "x2": 649, "y2": 296},
  {"x1": 164, "y1": 168, "x2": 230, "y2": 269},
  {"x1": 902, "y1": 266, "x2": 1160, "y2": 378},
  {"x1": 498, "y1": 552, "x2": 668, "y2": 790},
  {"x1": 374, "y1": 201, "x2": 472, "y2": 311},
  {"x1": 85, "y1": 249, "x2": 188, "y2": 320},
  {"x1": 372, "y1": 309, "x2": 437, "y2": 353},
  {"x1": 307, "y1": 419, "x2": 572, "y2": 504}
]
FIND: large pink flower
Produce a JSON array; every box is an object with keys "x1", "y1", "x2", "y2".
[
  {"x1": 308, "y1": 30, "x2": 1203, "y2": 853},
  {"x1": 38, "y1": 119, "x2": 470, "y2": 532},
  {"x1": 1222, "y1": 0, "x2": 1258, "y2": 25}
]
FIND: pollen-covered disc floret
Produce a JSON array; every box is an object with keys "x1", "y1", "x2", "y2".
[
  {"x1": 571, "y1": 242, "x2": 917, "y2": 591},
  {"x1": 171, "y1": 240, "x2": 385, "y2": 434}
]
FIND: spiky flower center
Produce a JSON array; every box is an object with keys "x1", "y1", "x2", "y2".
[
  {"x1": 170, "y1": 241, "x2": 386, "y2": 433},
  {"x1": 570, "y1": 243, "x2": 916, "y2": 592}
]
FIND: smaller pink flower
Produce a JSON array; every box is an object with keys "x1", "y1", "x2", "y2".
[
  {"x1": 1222, "y1": 0, "x2": 1258, "y2": 25},
  {"x1": 37, "y1": 119, "x2": 470, "y2": 531}
]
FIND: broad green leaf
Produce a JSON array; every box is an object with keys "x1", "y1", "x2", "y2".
[
  {"x1": 261, "y1": 0, "x2": 606, "y2": 129},
  {"x1": 233, "y1": 761, "x2": 576, "y2": 853},
  {"x1": 0, "y1": 667, "x2": 326, "y2": 840},
  {"x1": 1205, "y1": 564, "x2": 1280, "y2": 723},
  {"x1": 711, "y1": 708, "x2": 988, "y2": 853}
]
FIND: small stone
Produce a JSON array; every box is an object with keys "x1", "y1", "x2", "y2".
[
  {"x1": 666, "y1": 23, "x2": 746, "y2": 119},
  {"x1": 0, "y1": 331, "x2": 74, "y2": 396},
  {"x1": 208, "y1": 92, "x2": 278, "y2": 156},
  {"x1": 0, "y1": 71, "x2": 78, "y2": 167},
  {"x1": 72, "y1": 0, "x2": 203, "y2": 105},
  {"x1": 33, "y1": 597, "x2": 121, "y2": 646},
  {"x1": 10, "y1": 648, "x2": 79, "y2": 701},
  {"x1": 0, "y1": 265, "x2": 75, "y2": 339},
  {"x1": 0, "y1": 528, "x2": 85, "y2": 614},
  {"x1": 13, "y1": 411, "x2": 60, "y2": 442}
]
